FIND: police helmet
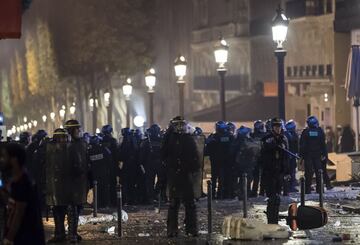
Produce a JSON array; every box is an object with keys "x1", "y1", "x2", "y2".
[
  {"x1": 53, "y1": 128, "x2": 68, "y2": 142},
  {"x1": 227, "y1": 122, "x2": 236, "y2": 134},
  {"x1": 148, "y1": 124, "x2": 161, "y2": 137},
  {"x1": 170, "y1": 116, "x2": 188, "y2": 134},
  {"x1": 215, "y1": 121, "x2": 228, "y2": 134},
  {"x1": 306, "y1": 116, "x2": 319, "y2": 128},
  {"x1": 285, "y1": 119, "x2": 296, "y2": 131},
  {"x1": 64, "y1": 119, "x2": 81, "y2": 129},
  {"x1": 237, "y1": 126, "x2": 251, "y2": 137},
  {"x1": 271, "y1": 118, "x2": 283, "y2": 127},
  {"x1": 121, "y1": 128, "x2": 131, "y2": 137},
  {"x1": 254, "y1": 120, "x2": 265, "y2": 133},
  {"x1": 90, "y1": 135, "x2": 101, "y2": 145},
  {"x1": 19, "y1": 132, "x2": 31, "y2": 144},
  {"x1": 101, "y1": 125, "x2": 113, "y2": 135},
  {"x1": 194, "y1": 127, "x2": 203, "y2": 135}
]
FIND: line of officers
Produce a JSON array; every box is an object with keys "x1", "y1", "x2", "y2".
[{"x1": 9, "y1": 114, "x2": 331, "y2": 241}]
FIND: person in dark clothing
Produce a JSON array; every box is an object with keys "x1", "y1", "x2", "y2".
[
  {"x1": 162, "y1": 117, "x2": 201, "y2": 237},
  {"x1": 3, "y1": 143, "x2": 45, "y2": 245},
  {"x1": 101, "y1": 125, "x2": 118, "y2": 206},
  {"x1": 261, "y1": 118, "x2": 289, "y2": 224},
  {"x1": 250, "y1": 120, "x2": 266, "y2": 197},
  {"x1": 299, "y1": 116, "x2": 328, "y2": 194},
  {"x1": 339, "y1": 125, "x2": 355, "y2": 153},
  {"x1": 88, "y1": 135, "x2": 112, "y2": 208},
  {"x1": 284, "y1": 120, "x2": 299, "y2": 193},
  {"x1": 139, "y1": 124, "x2": 165, "y2": 204},
  {"x1": 233, "y1": 126, "x2": 258, "y2": 200},
  {"x1": 325, "y1": 126, "x2": 335, "y2": 153},
  {"x1": 205, "y1": 121, "x2": 234, "y2": 199}
]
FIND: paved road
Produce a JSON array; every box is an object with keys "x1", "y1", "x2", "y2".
[{"x1": 44, "y1": 187, "x2": 360, "y2": 244}]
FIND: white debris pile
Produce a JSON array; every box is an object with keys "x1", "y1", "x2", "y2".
[
  {"x1": 78, "y1": 210, "x2": 128, "y2": 226},
  {"x1": 222, "y1": 216, "x2": 291, "y2": 241}
]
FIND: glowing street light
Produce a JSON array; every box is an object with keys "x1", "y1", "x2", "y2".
[
  {"x1": 28, "y1": 122, "x2": 32, "y2": 129},
  {"x1": 59, "y1": 108, "x2": 66, "y2": 119},
  {"x1": 23, "y1": 116, "x2": 27, "y2": 123},
  {"x1": 24, "y1": 124, "x2": 28, "y2": 131},
  {"x1": 272, "y1": 5, "x2": 289, "y2": 120},
  {"x1": 145, "y1": 68, "x2": 156, "y2": 125},
  {"x1": 70, "y1": 105, "x2": 76, "y2": 115},
  {"x1": 123, "y1": 78, "x2": 133, "y2": 128},
  {"x1": 33, "y1": 120, "x2": 38, "y2": 127},
  {"x1": 133, "y1": 115, "x2": 145, "y2": 128},
  {"x1": 174, "y1": 55, "x2": 187, "y2": 81},
  {"x1": 42, "y1": 115, "x2": 47, "y2": 123},
  {"x1": 50, "y1": 112, "x2": 56, "y2": 121},
  {"x1": 214, "y1": 37, "x2": 229, "y2": 121}
]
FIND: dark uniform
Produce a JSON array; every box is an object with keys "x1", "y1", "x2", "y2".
[
  {"x1": 139, "y1": 124, "x2": 165, "y2": 204},
  {"x1": 233, "y1": 126, "x2": 259, "y2": 199},
  {"x1": 64, "y1": 120, "x2": 89, "y2": 243},
  {"x1": 261, "y1": 118, "x2": 289, "y2": 224},
  {"x1": 101, "y1": 125, "x2": 118, "y2": 206},
  {"x1": 162, "y1": 117, "x2": 202, "y2": 237},
  {"x1": 88, "y1": 135, "x2": 112, "y2": 208},
  {"x1": 300, "y1": 116, "x2": 327, "y2": 194},
  {"x1": 284, "y1": 120, "x2": 299, "y2": 192},
  {"x1": 250, "y1": 120, "x2": 267, "y2": 197},
  {"x1": 205, "y1": 121, "x2": 234, "y2": 199}
]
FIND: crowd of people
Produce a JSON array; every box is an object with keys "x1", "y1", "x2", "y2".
[{"x1": 0, "y1": 114, "x2": 347, "y2": 243}]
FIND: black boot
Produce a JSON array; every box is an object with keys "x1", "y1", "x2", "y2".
[
  {"x1": 184, "y1": 199, "x2": 198, "y2": 237},
  {"x1": 167, "y1": 198, "x2": 180, "y2": 237},
  {"x1": 48, "y1": 207, "x2": 66, "y2": 243},
  {"x1": 67, "y1": 206, "x2": 79, "y2": 243},
  {"x1": 266, "y1": 196, "x2": 280, "y2": 224}
]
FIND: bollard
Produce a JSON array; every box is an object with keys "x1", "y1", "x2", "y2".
[
  {"x1": 242, "y1": 173, "x2": 248, "y2": 218},
  {"x1": 93, "y1": 180, "x2": 98, "y2": 218},
  {"x1": 319, "y1": 169, "x2": 324, "y2": 208},
  {"x1": 300, "y1": 177, "x2": 305, "y2": 206},
  {"x1": 207, "y1": 180, "x2": 212, "y2": 234},
  {"x1": 116, "y1": 177, "x2": 122, "y2": 237}
]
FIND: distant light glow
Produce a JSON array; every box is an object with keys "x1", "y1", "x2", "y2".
[
  {"x1": 96, "y1": 128, "x2": 101, "y2": 134},
  {"x1": 133, "y1": 115, "x2": 145, "y2": 128},
  {"x1": 42, "y1": 115, "x2": 47, "y2": 123}
]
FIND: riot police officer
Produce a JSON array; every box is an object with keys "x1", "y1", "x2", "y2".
[
  {"x1": 250, "y1": 120, "x2": 266, "y2": 197},
  {"x1": 205, "y1": 121, "x2": 234, "y2": 199},
  {"x1": 64, "y1": 120, "x2": 89, "y2": 243},
  {"x1": 19, "y1": 131, "x2": 31, "y2": 146},
  {"x1": 299, "y1": 116, "x2": 328, "y2": 194},
  {"x1": 261, "y1": 118, "x2": 289, "y2": 224},
  {"x1": 139, "y1": 124, "x2": 164, "y2": 204},
  {"x1": 88, "y1": 135, "x2": 112, "y2": 208},
  {"x1": 285, "y1": 120, "x2": 299, "y2": 193},
  {"x1": 234, "y1": 126, "x2": 258, "y2": 200},
  {"x1": 47, "y1": 128, "x2": 70, "y2": 243},
  {"x1": 162, "y1": 117, "x2": 202, "y2": 237},
  {"x1": 101, "y1": 125, "x2": 118, "y2": 206}
]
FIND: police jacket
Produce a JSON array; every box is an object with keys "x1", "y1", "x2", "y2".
[
  {"x1": 299, "y1": 127, "x2": 327, "y2": 158},
  {"x1": 205, "y1": 132, "x2": 234, "y2": 167},
  {"x1": 260, "y1": 132, "x2": 289, "y2": 175}
]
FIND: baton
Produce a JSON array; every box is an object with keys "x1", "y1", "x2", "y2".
[{"x1": 278, "y1": 146, "x2": 301, "y2": 160}]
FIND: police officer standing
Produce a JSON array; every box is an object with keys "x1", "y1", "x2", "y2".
[
  {"x1": 64, "y1": 120, "x2": 89, "y2": 243},
  {"x1": 101, "y1": 125, "x2": 118, "y2": 206},
  {"x1": 162, "y1": 117, "x2": 202, "y2": 237},
  {"x1": 299, "y1": 116, "x2": 328, "y2": 194},
  {"x1": 251, "y1": 120, "x2": 266, "y2": 197},
  {"x1": 261, "y1": 118, "x2": 289, "y2": 224},
  {"x1": 47, "y1": 128, "x2": 70, "y2": 243},
  {"x1": 285, "y1": 120, "x2": 299, "y2": 193}
]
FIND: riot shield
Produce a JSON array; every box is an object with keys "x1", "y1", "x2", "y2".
[
  {"x1": 45, "y1": 141, "x2": 88, "y2": 206},
  {"x1": 68, "y1": 140, "x2": 88, "y2": 205},
  {"x1": 190, "y1": 135, "x2": 205, "y2": 199}
]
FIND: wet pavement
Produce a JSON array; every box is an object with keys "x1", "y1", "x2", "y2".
[{"x1": 43, "y1": 187, "x2": 360, "y2": 244}]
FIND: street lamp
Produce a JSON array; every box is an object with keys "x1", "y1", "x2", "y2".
[
  {"x1": 123, "y1": 78, "x2": 133, "y2": 128},
  {"x1": 214, "y1": 37, "x2": 229, "y2": 121},
  {"x1": 33, "y1": 120, "x2": 38, "y2": 127},
  {"x1": 70, "y1": 104, "x2": 76, "y2": 115},
  {"x1": 104, "y1": 91, "x2": 112, "y2": 125},
  {"x1": 133, "y1": 115, "x2": 145, "y2": 128},
  {"x1": 272, "y1": 5, "x2": 289, "y2": 120},
  {"x1": 42, "y1": 115, "x2": 47, "y2": 123},
  {"x1": 50, "y1": 112, "x2": 55, "y2": 121},
  {"x1": 145, "y1": 68, "x2": 156, "y2": 125},
  {"x1": 59, "y1": 108, "x2": 66, "y2": 120},
  {"x1": 174, "y1": 55, "x2": 187, "y2": 117},
  {"x1": 23, "y1": 116, "x2": 27, "y2": 123}
]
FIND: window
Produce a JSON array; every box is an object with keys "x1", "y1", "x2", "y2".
[
  {"x1": 306, "y1": 65, "x2": 311, "y2": 76},
  {"x1": 300, "y1": 66, "x2": 305, "y2": 76},
  {"x1": 287, "y1": 67, "x2": 292, "y2": 77},
  {"x1": 293, "y1": 66, "x2": 298, "y2": 77},
  {"x1": 326, "y1": 64, "x2": 332, "y2": 76},
  {"x1": 312, "y1": 65, "x2": 317, "y2": 76},
  {"x1": 318, "y1": 65, "x2": 324, "y2": 76}
]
